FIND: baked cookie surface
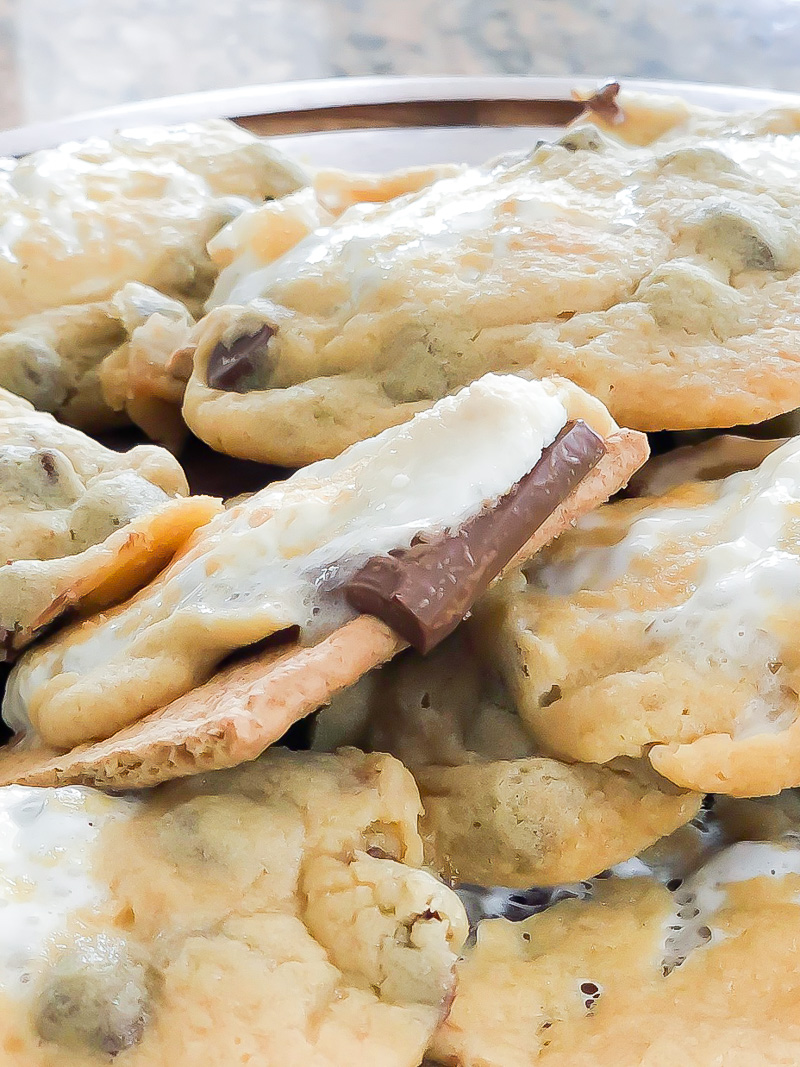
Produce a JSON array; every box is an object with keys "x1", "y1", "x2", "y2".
[
  {"x1": 183, "y1": 105, "x2": 800, "y2": 464},
  {"x1": 0, "y1": 748, "x2": 466, "y2": 1067},
  {"x1": 476, "y1": 434, "x2": 800, "y2": 795},
  {"x1": 0, "y1": 387, "x2": 218, "y2": 657},
  {"x1": 432, "y1": 802, "x2": 800, "y2": 1066},
  {"x1": 0, "y1": 120, "x2": 306, "y2": 430},
  {"x1": 315, "y1": 633, "x2": 699, "y2": 889}
]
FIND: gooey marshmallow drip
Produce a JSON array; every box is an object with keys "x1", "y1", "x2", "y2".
[
  {"x1": 0, "y1": 786, "x2": 136, "y2": 998},
  {"x1": 538, "y1": 437, "x2": 800, "y2": 738}
]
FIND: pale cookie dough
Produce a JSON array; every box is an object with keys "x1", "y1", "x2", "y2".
[
  {"x1": 0, "y1": 387, "x2": 219, "y2": 658},
  {"x1": 417, "y1": 759, "x2": 699, "y2": 888},
  {"x1": 431, "y1": 831, "x2": 800, "y2": 1066},
  {"x1": 316, "y1": 633, "x2": 699, "y2": 889},
  {"x1": 3, "y1": 374, "x2": 641, "y2": 755},
  {"x1": 474, "y1": 435, "x2": 800, "y2": 796},
  {"x1": 0, "y1": 120, "x2": 306, "y2": 429},
  {"x1": 0, "y1": 282, "x2": 197, "y2": 441},
  {"x1": 0, "y1": 748, "x2": 467, "y2": 1067},
  {"x1": 183, "y1": 104, "x2": 800, "y2": 464}
]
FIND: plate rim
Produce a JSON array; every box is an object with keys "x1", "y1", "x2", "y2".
[{"x1": 2, "y1": 74, "x2": 800, "y2": 156}]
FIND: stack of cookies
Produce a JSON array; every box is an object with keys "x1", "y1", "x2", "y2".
[{"x1": 0, "y1": 86, "x2": 798, "y2": 1065}]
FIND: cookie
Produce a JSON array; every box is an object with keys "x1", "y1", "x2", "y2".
[
  {"x1": 182, "y1": 105, "x2": 800, "y2": 464},
  {"x1": 475, "y1": 436, "x2": 800, "y2": 795},
  {"x1": 581, "y1": 84, "x2": 800, "y2": 146},
  {"x1": 3, "y1": 373, "x2": 641, "y2": 755},
  {"x1": 96, "y1": 283, "x2": 197, "y2": 449},
  {"x1": 626, "y1": 433, "x2": 786, "y2": 497},
  {"x1": 326, "y1": 631, "x2": 536, "y2": 769},
  {"x1": 431, "y1": 822, "x2": 800, "y2": 1066},
  {"x1": 0, "y1": 283, "x2": 196, "y2": 446},
  {"x1": 0, "y1": 614, "x2": 404, "y2": 789},
  {"x1": 0, "y1": 387, "x2": 219, "y2": 658},
  {"x1": 315, "y1": 633, "x2": 698, "y2": 889},
  {"x1": 204, "y1": 165, "x2": 467, "y2": 311},
  {"x1": 417, "y1": 759, "x2": 699, "y2": 889},
  {"x1": 0, "y1": 748, "x2": 467, "y2": 1067},
  {"x1": 0, "y1": 120, "x2": 306, "y2": 429}
]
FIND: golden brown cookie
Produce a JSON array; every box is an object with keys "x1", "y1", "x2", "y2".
[
  {"x1": 316, "y1": 632, "x2": 698, "y2": 889},
  {"x1": 183, "y1": 106, "x2": 800, "y2": 464},
  {"x1": 0, "y1": 387, "x2": 219, "y2": 658},
  {"x1": 475, "y1": 436, "x2": 800, "y2": 795},
  {"x1": 431, "y1": 827, "x2": 800, "y2": 1066},
  {"x1": 0, "y1": 749, "x2": 467, "y2": 1067},
  {"x1": 0, "y1": 121, "x2": 306, "y2": 430},
  {"x1": 417, "y1": 758, "x2": 699, "y2": 888}
]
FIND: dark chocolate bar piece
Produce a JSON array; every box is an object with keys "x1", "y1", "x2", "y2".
[{"x1": 343, "y1": 420, "x2": 606, "y2": 654}]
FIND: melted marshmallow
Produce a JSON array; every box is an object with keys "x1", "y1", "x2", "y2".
[
  {"x1": 211, "y1": 156, "x2": 642, "y2": 310},
  {"x1": 4, "y1": 374, "x2": 568, "y2": 733},
  {"x1": 0, "y1": 786, "x2": 136, "y2": 997},
  {"x1": 661, "y1": 840, "x2": 800, "y2": 974},
  {"x1": 538, "y1": 437, "x2": 800, "y2": 738}
]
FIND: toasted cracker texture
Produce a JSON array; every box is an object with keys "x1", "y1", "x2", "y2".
[{"x1": 0, "y1": 616, "x2": 405, "y2": 790}]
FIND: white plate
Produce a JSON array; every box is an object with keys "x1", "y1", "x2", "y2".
[{"x1": 2, "y1": 75, "x2": 800, "y2": 166}]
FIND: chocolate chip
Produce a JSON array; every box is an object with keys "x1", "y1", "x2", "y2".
[
  {"x1": 538, "y1": 684, "x2": 562, "y2": 708},
  {"x1": 579, "y1": 81, "x2": 623, "y2": 125},
  {"x1": 206, "y1": 324, "x2": 276, "y2": 393},
  {"x1": 38, "y1": 450, "x2": 59, "y2": 483},
  {"x1": 34, "y1": 936, "x2": 155, "y2": 1057}
]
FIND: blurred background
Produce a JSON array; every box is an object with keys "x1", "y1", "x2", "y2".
[{"x1": 2, "y1": 0, "x2": 800, "y2": 129}]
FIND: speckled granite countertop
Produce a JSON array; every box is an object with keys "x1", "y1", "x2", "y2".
[{"x1": 2, "y1": 0, "x2": 800, "y2": 128}]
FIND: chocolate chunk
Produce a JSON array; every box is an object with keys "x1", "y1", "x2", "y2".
[
  {"x1": 579, "y1": 81, "x2": 623, "y2": 125},
  {"x1": 206, "y1": 324, "x2": 276, "y2": 393},
  {"x1": 34, "y1": 936, "x2": 154, "y2": 1057},
  {"x1": 343, "y1": 420, "x2": 606, "y2": 654},
  {"x1": 38, "y1": 450, "x2": 59, "y2": 483}
]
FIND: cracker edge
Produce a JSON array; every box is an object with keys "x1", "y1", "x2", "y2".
[{"x1": 0, "y1": 428, "x2": 648, "y2": 790}]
